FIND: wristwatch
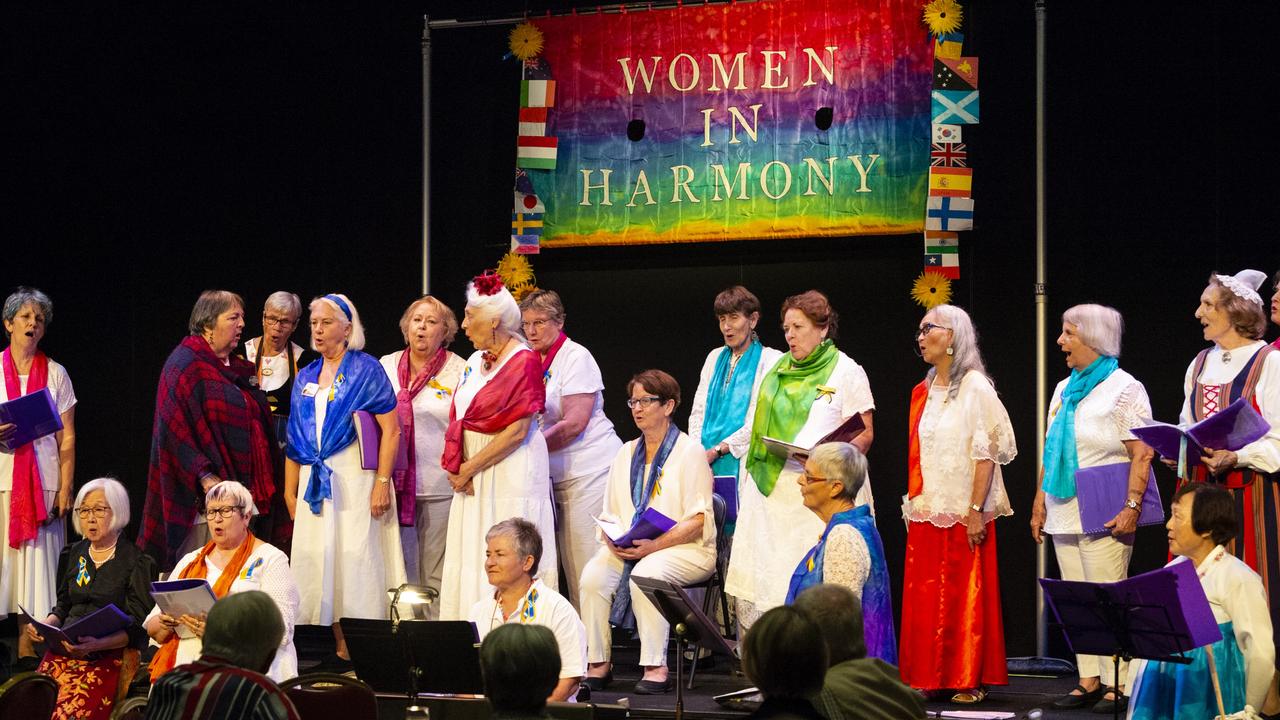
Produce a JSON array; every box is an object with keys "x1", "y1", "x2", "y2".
[
  {"x1": 717, "y1": 444, "x2": 729, "y2": 457},
  {"x1": 376, "y1": 475, "x2": 391, "y2": 485},
  {"x1": 1124, "y1": 498, "x2": 1140, "y2": 511},
  {"x1": 969, "y1": 503, "x2": 982, "y2": 513}
]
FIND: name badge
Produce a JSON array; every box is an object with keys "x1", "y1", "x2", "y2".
[{"x1": 301, "y1": 382, "x2": 320, "y2": 397}]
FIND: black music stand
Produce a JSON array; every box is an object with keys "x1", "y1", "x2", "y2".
[
  {"x1": 1040, "y1": 561, "x2": 1221, "y2": 720},
  {"x1": 340, "y1": 618, "x2": 485, "y2": 703},
  {"x1": 633, "y1": 576, "x2": 737, "y2": 720}
]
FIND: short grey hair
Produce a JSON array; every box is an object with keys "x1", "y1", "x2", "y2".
[
  {"x1": 1063, "y1": 304, "x2": 1123, "y2": 358},
  {"x1": 807, "y1": 442, "x2": 867, "y2": 504},
  {"x1": 2, "y1": 287, "x2": 53, "y2": 338},
  {"x1": 924, "y1": 304, "x2": 990, "y2": 401},
  {"x1": 202, "y1": 591, "x2": 284, "y2": 673},
  {"x1": 188, "y1": 290, "x2": 245, "y2": 336},
  {"x1": 309, "y1": 293, "x2": 367, "y2": 351},
  {"x1": 72, "y1": 477, "x2": 131, "y2": 535},
  {"x1": 485, "y1": 518, "x2": 543, "y2": 576},
  {"x1": 206, "y1": 480, "x2": 258, "y2": 518},
  {"x1": 263, "y1": 291, "x2": 302, "y2": 320},
  {"x1": 793, "y1": 584, "x2": 866, "y2": 664},
  {"x1": 518, "y1": 289, "x2": 566, "y2": 325}
]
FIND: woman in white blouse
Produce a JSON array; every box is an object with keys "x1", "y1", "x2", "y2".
[
  {"x1": 899, "y1": 304, "x2": 1016, "y2": 704},
  {"x1": 381, "y1": 295, "x2": 466, "y2": 616},
  {"x1": 1030, "y1": 304, "x2": 1154, "y2": 713}
]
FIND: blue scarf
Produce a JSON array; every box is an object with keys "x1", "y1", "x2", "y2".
[
  {"x1": 701, "y1": 340, "x2": 763, "y2": 477},
  {"x1": 1042, "y1": 355, "x2": 1119, "y2": 499},
  {"x1": 609, "y1": 422, "x2": 682, "y2": 629},
  {"x1": 785, "y1": 505, "x2": 898, "y2": 664},
  {"x1": 286, "y1": 350, "x2": 397, "y2": 514}
]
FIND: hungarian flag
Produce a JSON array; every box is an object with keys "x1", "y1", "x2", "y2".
[
  {"x1": 930, "y1": 142, "x2": 967, "y2": 167},
  {"x1": 928, "y1": 166, "x2": 973, "y2": 197},
  {"x1": 520, "y1": 80, "x2": 556, "y2": 108},
  {"x1": 924, "y1": 252, "x2": 960, "y2": 279},
  {"x1": 517, "y1": 136, "x2": 558, "y2": 170},
  {"x1": 518, "y1": 107, "x2": 548, "y2": 137},
  {"x1": 934, "y1": 57, "x2": 979, "y2": 91}
]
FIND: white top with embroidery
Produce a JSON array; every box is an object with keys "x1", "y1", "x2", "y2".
[
  {"x1": 822, "y1": 524, "x2": 870, "y2": 600},
  {"x1": 243, "y1": 338, "x2": 305, "y2": 394},
  {"x1": 902, "y1": 371, "x2": 1016, "y2": 527},
  {"x1": 1043, "y1": 369, "x2": 1151, "y2": 535},
  {"x1": 380, "y1": 350, "x2": 467, "y2": 498},
  {"x1": 1180, "y1": 341, "x2": 1280, "y2": 473},
  {"x1": 0, "y1": 359, "x2": 76, "y2": 492},
  {"x1": 688, "y1": 345, "x2": 785, "y2": 460},
  {"x1": 468, "y1": 578, "x2": 587, "y2": 679},
  {"x1": 539, "y1": 338, "x2": 621, "y2": 482}
]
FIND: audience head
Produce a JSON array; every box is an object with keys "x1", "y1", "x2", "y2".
[
  {"x1": 1203, "y1": 271, "x2": 1267, "y2": 341},
  {"x1": 480, "y1": 624, "x2": 560, "y2": 714},
  {"x1": 484, "y1": 518, "x2": 543, "y2": 588},
  {"x1": 201, "y1": 590, "x2": 285, "y2": 675},
  {"x1": 742, "y1": 605, "x2": 828, "y2": 700},
  {"x1": 399, "y1": 295, "x2": 458, "y2": 352},
  {"x1": 309, "y1": 293, "x2": 366, "y2": 353},
  {"x1": 1061, "y1": 304, "x2": 1124, "y2": 361},
  {"x1": 781, "y1": 290, "x2": 837, "y2": 360},
  {"x1": 793, "y1": 584, "x2": 867, "y2": 664},
  {"x1": 1169, "y1": 483, "x2": 1238, "y2": 558},
  {"x1": 72, "y1": 477, "x2": 131, "y2": 537},
  {"x1": 2, "y1": 286, "x2": 53, "y2": 341}
]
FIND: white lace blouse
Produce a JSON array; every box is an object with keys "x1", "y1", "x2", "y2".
[
  {"x1": 902, "y1": 371, "x2": 1017, "y2": 528},
  {"x1": 822, "y1": 524, "x2": 870, "y2": 600}
]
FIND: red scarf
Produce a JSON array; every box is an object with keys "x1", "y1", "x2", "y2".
[
  {"x1": 442, "y1": 349, "x2": 545, "y2": 474},
  {"x1": 540, "y1": 333, "x2": 569, "y2": 382},
  {"x1": 393, "y1": 347, "x2": 448, "y2": 525},
  {"x1": 906, "y1": 380, "x2": 929, "y2": 500},
  {"x1": 3, "y1": 348, "x2": 50, "y2": 548}
]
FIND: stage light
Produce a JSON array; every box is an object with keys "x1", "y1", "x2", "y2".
[{"x1": 388, "y1": 583, "x2": 438, "y2": 626}]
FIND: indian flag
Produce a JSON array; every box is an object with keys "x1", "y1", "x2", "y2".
[
  {"x1": 517, "y1": 136, "x2": 558, "y2": 170},
  {"x1": 520, "y1": 80, "x2": 556, "y2": 108},
  {"x1": 924, "y1": 231, "x2": 959, "y2": 254}
]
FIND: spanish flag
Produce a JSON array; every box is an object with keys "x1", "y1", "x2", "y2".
[{"x1": 927, "y1": 166, "x2": 972, "y2": 198}]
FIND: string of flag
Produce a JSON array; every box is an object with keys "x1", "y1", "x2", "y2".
[{"x1": 509, "y1": 22, "x2": 554, "y2": 256}]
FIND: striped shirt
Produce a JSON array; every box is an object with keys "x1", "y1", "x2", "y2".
[{"x1": 146, "y1": 655, "x2": 300, "y2": 720}]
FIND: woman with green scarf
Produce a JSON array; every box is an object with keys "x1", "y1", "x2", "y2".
[
  {"x1": 1030, "y1": 304, "x2": 1154, "y2": 714},
  {"x1": 724, "y1": 290, "x2": 876, "y2": 633}
]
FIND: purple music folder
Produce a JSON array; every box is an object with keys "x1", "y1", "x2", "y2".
[
  {"x1": 1131, "y1": 398, "x2": 1271, "y2": 467},
  {"x1": 712, "y1": 475, "x2": 738, "y2": 523},
  {"x1": 0, "y1": 387, "x2": 63, "y2": 450},
  {"x1": 20, "y1": 603, "x2": 132, "y2": 657},
  {"x1": 1074, "y1": 463, "x2": 1164, "y2": 535},
  {"x1": 354, "y1": 410, "x2": 408, "y2": 473},
  {"x1": 607, "y1": 507, "x2": 676, "y2": 547}
]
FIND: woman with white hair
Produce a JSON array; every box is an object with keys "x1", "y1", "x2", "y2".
[
  {"x1": 144, "y1": 480, "x2": 300, "y2": 682},
  {"x1": 285, "y1": 293, "x2": 404, "y2": 672},
  {"x1": 0, "y1": 287, "x2": 77, "y2": 672},
  {"x1": 1029, "y1": 304, "x2": 1154, "y2": 713},
  {"x1": 380, "y1": 295, "x2": 466, "y2": 614},
  {"x1": 28, "y1": 478, "x2": 156, "y2": 720},
  {"x1": 899, "y1": 304, "x2": 1016, "y2": 704},
  {"x1": 438, "y1": 273, "x2": 555, "y2": 621}
]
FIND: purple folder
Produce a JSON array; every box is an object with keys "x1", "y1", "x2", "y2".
[
  {"x1": 712, "y1": 475, "x2": 738, "y2": 524},
  {"x1": 1040, "y1": 559, "x2": 1222, "y2": 659},
  {"x1": 1131, "y1": 398, "x2": 1271, "y2": 468},
  {"x1": 1074, "y1": 463, "x2": 1164, "y2": 535},
  {"x1": 354, "y1": 410, "x2": 408, "y2": 473},
  {"x1": 20, "y1": 603, "x2": 132, "y2": 657},
  {"x1": 607, "y1": 507, "x2": 676, "y2": 548},
  {"x1": 0, "y1": 387, "x2": 63, "y2": 451}
]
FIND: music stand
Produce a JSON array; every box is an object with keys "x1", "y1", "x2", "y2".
[
  {"x1": 1040, "y1": 560, "x2": 1221, "y2": 720},
  {"x1": 633, "y1": 576, "x2": 737, "y2": 720},
  {"x1": 340, "y1": 618, "x2": 485, "y2": 701}
]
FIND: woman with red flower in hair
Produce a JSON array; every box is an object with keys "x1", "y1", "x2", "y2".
[{"x1": 438, "y1": 273, "x2": 556, "y2": 620}]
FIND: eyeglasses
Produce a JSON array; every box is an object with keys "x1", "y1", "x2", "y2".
[
  {"x1": 801, "y1": 472, "x2": 830, "y2": 485},
  {"x1": 205, "y1": 506, "x2": 244, "y2": 520},
  {"x1": 916, "y1": 322, "x2": 951, "y2": 338},
  {"x1": 75, "y1": 506, "x2": 112, "y2": 519},
  {"x1": 521, "y1": 318, "x2": 552, "y2": 331},
  {"x1": 263, "y1": 315, "x2": 297, "y2": 327},
  {"x1": 626, "y1": 396, "x2": 664, "y2": 409}
]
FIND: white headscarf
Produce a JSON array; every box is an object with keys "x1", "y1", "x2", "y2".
[{"x1": 1215, "y1": 269, "x2": 1267, "y2": 307}]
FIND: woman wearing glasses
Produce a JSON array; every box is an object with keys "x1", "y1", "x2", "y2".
[
  {"x1": 899, "y1": 304, "x2": 1016, "y2": 704},
  {"x1": 579, "y1": 369, "x2": 715, "y2": 695},
  {"x1": 726, "y1": 290, "x2": 876, "y2": 635},
  {"x1": 144, "y1": 481, "x2": 300, "y2": 682},
  {"x1": 519, "y1": 289, "x2": 621, "y2": 610},
  {"x1": 27, "y1": 478, "x2": 156, "y2": 720}
]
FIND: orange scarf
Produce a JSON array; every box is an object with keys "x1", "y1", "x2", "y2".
[
  {"x1": 148, "y1": 532, "x2": 256, "y2": 681},
  {"x1": 906, "y1": 381, "x2": 929, "y2": 499}
]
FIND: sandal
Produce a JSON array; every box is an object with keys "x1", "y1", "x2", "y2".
[{"x1": 951, "y1": 687, "x2": 987, "y2": 704}]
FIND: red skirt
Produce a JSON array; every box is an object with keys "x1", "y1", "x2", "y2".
[{"x1": 899, "y1": 520, "x2": 1008, "y2": 691}]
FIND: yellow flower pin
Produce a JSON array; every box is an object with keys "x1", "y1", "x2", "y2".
[
  {"x1": 816, "y1": 385, "x2": 836, "y2": 403},
  {"x1": 508, "y1": 22, "x2": 545, "y2": 62},
  {"x1": 911, "y1": 271, "x2": 952, "y2": 309},
  {"x1": 922, "y1": 0, "x2": 964, "y2": 36}
]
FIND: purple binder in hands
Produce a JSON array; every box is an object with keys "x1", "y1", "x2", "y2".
[
  {"x1": 596, "y1": 507, "x2": 676, "y2": 547},
  {"x1": 354, "y1": 411, "x2": 408, "y2": 472},
  {"x1": 1131, "y1": 398, "x2": 1271, "y2": 467},
  {"x1": 20, "y1": 603, "x2": 132, "y2": 657},
  {"x1": 0, "y1": 387, "x2": 63, "y2": 452},
  {"x1": 1074, "y1": 463, "x2": 1164, "y2": 534}
]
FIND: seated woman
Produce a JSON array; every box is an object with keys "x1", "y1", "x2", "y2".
[
  {"x1": 785, "y1": 442, "x2": 896, "y2": 665},
  {"x1": 1128, "y1": 483, "x2": 1275, "y2": 718},
  {"x1": 26, "y1": 477, "x2": 156, "y2": 720},
  {"x1": 579, "y1": 369, "x2": 716, "y2": 695},
  {"x1": 144, "y1": 481, "x2": 300, "y2": 683},
  {"x1": 468, "y1": 518, "x2": 586, "y2": 702}
]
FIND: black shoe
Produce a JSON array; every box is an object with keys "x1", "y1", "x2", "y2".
[
  {"x1": 1053, "y1": 684, "x2": 1104, "y2": 709},
  {"x1": 12, "y1": 656, "x2": 40, "y2": 674},
  {"x1": 634, "y1": 678, "x2": 674, "y2": 695},
  {"x1": 1091, "y1": 688, "x2": 1128, "y2": 715},
  {"x1": 310, "y1": 653, "x2": 353, "y2": 674},
  {"x1": 581, "y1": 671, "x2": 612, "y2": 691}
]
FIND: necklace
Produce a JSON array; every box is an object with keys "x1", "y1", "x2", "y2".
[
  {"x1": 1222, "y1": 349, "x2": 1233, "y2": 364},
  {"x1": 89, "y1": 540, "x2": 118, "y2": 564}
]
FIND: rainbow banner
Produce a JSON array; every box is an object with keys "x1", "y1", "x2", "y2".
[{"x1": 529, "y1": 0, "x2": 933, "y2": 247}]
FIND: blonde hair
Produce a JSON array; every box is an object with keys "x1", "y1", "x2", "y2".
[{"x1": 399, "y1": 296, "x2": 458, "y2": 347}]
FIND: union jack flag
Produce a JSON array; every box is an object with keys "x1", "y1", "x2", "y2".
[{"x1": 930, "y1": 142, "x2": 967, "y2": 167}]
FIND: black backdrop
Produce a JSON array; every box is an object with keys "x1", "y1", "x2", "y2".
[{"x1": 4, "y1": 1, "x2": 1276, "y2": 658}]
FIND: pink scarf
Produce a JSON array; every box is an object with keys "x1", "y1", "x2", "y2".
[
  {"x1": 3, "y1": 348, "x2": 49, "y2": 548},
  {"x1": 393, "y1": 347, "x2": 448, "y2": 526},
  {"x1": 540, "y1": 333, "x2": 568, "y2": 382}
]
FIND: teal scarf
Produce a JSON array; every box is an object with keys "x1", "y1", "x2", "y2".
[
  {"x1": 1042, "y1": 355, "x2": 1119, "y2": 498},
  {"x1": 701, "y1": 340, "x2": 763, "y2": 477}
]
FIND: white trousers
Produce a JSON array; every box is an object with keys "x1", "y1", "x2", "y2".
[
  {"x1": 553, "y1": 467, "x2": 608, "y2": 611},
  {"x1": 1051, "y1": 531, "x2": 1134, "y2": 682},
  {"x1": 579, "y1": 543, "x2": 715, "y2": 668},
  {"x1": 399, "y1": 497, "x2": 452, "y2": 620}
]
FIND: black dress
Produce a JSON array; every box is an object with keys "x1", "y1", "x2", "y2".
[{"x1": 51, "y1": 538, "x2": 156, "y2": 649}]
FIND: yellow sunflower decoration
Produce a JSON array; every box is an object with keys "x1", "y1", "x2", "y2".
[
  {"x1": 508, "y1": 22, "x2": 545, "y2": 62},
  {"x1": 922, "y1": 0, "x2": 963, "y2": 36},
  {"x1": 497, "y1": 251, "x2": 537, "y2": 300},
  {"x1": 911, "y1": 271, "x2": 952, "y2": 309}
]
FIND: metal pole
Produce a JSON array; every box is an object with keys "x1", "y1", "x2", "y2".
[
  {"x1": 1034, "y1": 0, "x2": 1049, "y2": 657},
  {"x1": 421, "y1": 16, "x2": 432, "y2": 295}
]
